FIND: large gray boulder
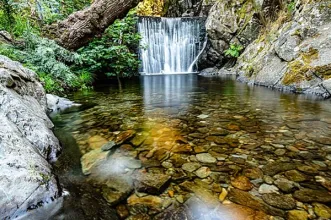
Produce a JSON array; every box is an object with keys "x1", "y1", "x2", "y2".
[
  {"x1": 0, "y1": 55, "x2": 61, "y2": 219},
  {"x1": 202, "y1": 0, "x2": 261, "y2": 67},
  {"x1": 236, "y1": 1, "x2": 331, "y2": 98}
]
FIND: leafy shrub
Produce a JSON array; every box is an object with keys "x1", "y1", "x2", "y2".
[
  {"x1": 0, "y1": 33, "x2": 93, "y2": 93},
  {"x1": 78, "y1": 10, "x2": 141, "y2": 80},
  {"x1": 224, "y1": 44, "x2": 243, "y2": 58}
]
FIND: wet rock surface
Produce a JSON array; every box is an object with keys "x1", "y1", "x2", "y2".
[{"x1": 50, "y1": 76, "x2": 331, "y2": 219}]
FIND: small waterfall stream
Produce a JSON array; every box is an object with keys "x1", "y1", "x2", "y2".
[{"x1": 138, "y1": 17, "x2": 206, "y2": 75}]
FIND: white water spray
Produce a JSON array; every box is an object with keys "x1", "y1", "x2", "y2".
[{"x1": 138, "y1": 17, "x2": 206, "y2": 75}]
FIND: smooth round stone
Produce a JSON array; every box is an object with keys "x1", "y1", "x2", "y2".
[
  {"x1": 196, "y1": 153, "x2": 217, "y2": 163},
  {"x1": 195, "y1": 167, "x2": 211, "y2": 178},
  {"x1": 161, "y1": 161, "x2": 173, "y2": 169},
  {"x1": 258, "y1": 184, "x2": 279, "y2": 194},
  {"x1": 263, "y1": 176, "x2": 274, "y2": 184},
  {"x1": 275, "y1": 149, "x2": 286, "y2": 156},
  {"x1": 231, "y1": 176, "x2": 253, "y2": 191}
]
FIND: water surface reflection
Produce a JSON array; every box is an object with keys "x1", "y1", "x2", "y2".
[{"x1": 29, "y1": 75, "x2": 331, "y2": 220}]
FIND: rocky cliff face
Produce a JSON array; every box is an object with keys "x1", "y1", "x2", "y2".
[
  {"x1": 236, "y1": 1, "x2": 331, "y2": 98},
  {"x1": 197, "y1": 0, "x2": 331, "y2": 98},
  {"x1": 0, "y1": 55, "x2": 61, "y2": 219}
]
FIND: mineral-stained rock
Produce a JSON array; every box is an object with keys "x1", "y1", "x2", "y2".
[
  {"x1": 133, "y1": 172, "x2": 171, "y2": 194},
  {"x1": 293, "y1": 188, "x2": 331, "y2": 203},
  {"x1": 287, "y1": 210, "x2": 308, "y2": 220},
  {"x1": 228, "y1": 188, "x2": 285, "y2": 217},
  {"x1": 262, "y1": 193, "x2": 296, "y2": 210},
  {"x1": 262, "y1": 161, "x2": 297, "y2": 176},
  {"x1": 231, "y1": 176, "x2": 253, "y2": 191}
]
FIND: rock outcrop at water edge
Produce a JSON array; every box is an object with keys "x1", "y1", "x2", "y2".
[{"x1": 0, "y1": 55, "x2": 61, "y2": 219}]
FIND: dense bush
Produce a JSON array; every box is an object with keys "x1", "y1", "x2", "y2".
[
  {"x1": 78, "y1": 10, "x2": 141, "y2": 81},
  {"x1": 0, "y1": 33, "x2": 93, "y2": 93},
  {"x1": 0, "y1": 0, "x2": 93, "y2": 93}
]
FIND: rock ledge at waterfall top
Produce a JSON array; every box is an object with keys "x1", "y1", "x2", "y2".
[{"x1": 0, "y1": 55, "x2": 61, "y2": 219}]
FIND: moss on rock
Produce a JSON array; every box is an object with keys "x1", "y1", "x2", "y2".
[{"x1": 282, "y1": 48, "x2": 319, "y2": 85}]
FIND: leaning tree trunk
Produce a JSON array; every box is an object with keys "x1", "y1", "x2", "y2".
[{"x1": 49, "y1": 0, "x2": 140, "y2": 50}]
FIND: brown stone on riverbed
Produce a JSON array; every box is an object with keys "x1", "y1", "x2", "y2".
[
  {"x1": 285, "y1": 170, "x2": 309, "y2": 182},
  {"x1": 133, "y1": 172, "x2": 171, "y2": 195},
  {"x1": 262, "y1": 161, "x2": 297, "y2": 176},
  {"x1": 262, "y1": 193, "x2": 296, "y2": 209},
  {"x1": 287, "y1": 210, "x2": 308, "y2": 220},
  {"x1": 179, "y1": 181, "x2": 220, "y2": 208},
  {"x1": 88, "y1": 135, "x2": 109, "y2": 150},
  {"x1": 243, "y1": 168, "x2": 263, "y2": 180},
  {"x1": 228, "y1": 188, "x2": 285, "y2": 217},
  {"x1": 127, "y1": 194, "x2": 163, "y2": 213},
  {"x1": 115, "y1": 130, "x2": 136, "y2": 145},
  {"x1": 293, "y1": 188, "x2": 331, "y2": 203},
  {"x1": 231, "y1": 176, "x2": 253, "y2": 191}
]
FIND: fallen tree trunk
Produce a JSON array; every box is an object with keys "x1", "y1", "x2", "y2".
[{"x1": 49, "y1": 0, "x2": 140, "y2": 50}]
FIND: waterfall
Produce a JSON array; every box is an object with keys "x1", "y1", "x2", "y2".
[{"x1": 138, "y1": 17, "x2": 206, "y2": 75}]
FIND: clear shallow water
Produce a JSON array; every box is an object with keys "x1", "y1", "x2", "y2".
[{"x1": 35, "y1": 75, "x2": 331, "y2": 219}]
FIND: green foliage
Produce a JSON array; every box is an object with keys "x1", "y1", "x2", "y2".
[
  {"x1": 78, "y1": 10, "x2": 141, "y2": 79},
  {"x1": 224, "y1": 44, "x2": 243, "y2": 58},
  {"x1": 0, "y1": 0, "x2": 15, "y2": 31},
  {"x1": 287, "y1": 0, "x2": 296, "y2": 13},
  {"x1": 0, "y1": 33, "x2": 93, "y2": 93}
]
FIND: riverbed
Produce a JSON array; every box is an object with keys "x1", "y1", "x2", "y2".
[{"x1": 45, "y1": 75, "x2": 331, "y2": 219}]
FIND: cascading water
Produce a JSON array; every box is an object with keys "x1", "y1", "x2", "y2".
[{"x1": 138, "y1": 17, "x2": 206, "y2": 75}]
